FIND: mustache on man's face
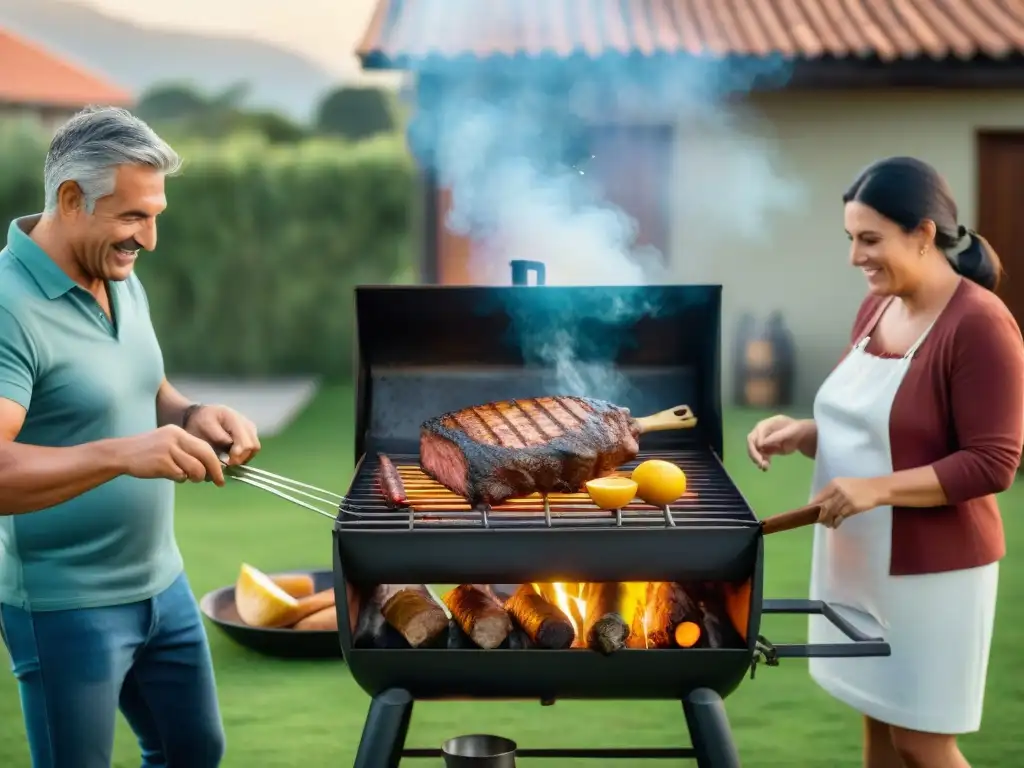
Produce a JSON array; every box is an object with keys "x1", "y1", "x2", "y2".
[{"x1": 113, "y1": 238, "x2": 141, "y2": 252}]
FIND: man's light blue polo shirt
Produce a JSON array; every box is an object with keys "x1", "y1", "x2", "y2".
[{"x1": 0, "y1": 215, "x2": 182, "y2": 610}]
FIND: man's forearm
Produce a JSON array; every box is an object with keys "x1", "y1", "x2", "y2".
[
  {"x1": 156, "y1": 378, "x2": 193, "y2": 428},
  {"x1": 0, "y1": 440, "x2": 127, "y2": 515}
]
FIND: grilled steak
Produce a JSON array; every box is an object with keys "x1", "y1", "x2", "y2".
[{"x1": 419, "y1": 396, "x2": 641, "y2": 507}]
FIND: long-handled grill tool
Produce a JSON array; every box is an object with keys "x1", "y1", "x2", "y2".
[
  {"x1": 217, "y1": 455, "x2": 342, "y2": 521},
  {"x1": 760, "y1": 504, "x2": 822, "y2": 535}
]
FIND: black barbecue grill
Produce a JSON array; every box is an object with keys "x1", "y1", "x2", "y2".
[{"x1": 305, "y1": 261, "x2": 890, "y2": 766}]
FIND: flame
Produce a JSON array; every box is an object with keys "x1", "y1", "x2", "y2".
[
  {"x1": 533, "y1": 582, "x2": 587, "y2": 645},
  {"x1": 534, "y1": 581, "x2": 654, "y2": 649},
  {"x1": 634, "y1": 583, "x2": 651, "y2": 648},
  {"x1": 517, "y1": 579, "x2": 750, "y2": 650}
]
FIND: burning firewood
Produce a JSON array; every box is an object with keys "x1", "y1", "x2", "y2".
[
  {"x1": 644, "y1": 582, "x2": 705, "y2": 649},
  {"x1": 581, "y1": 582, "x2": 644, "y2": 655},
  {"x1": 691, "y1": 582, "x2": 746, "y2": 649},
  {"x1": 507, "y1": 627, "x2": 535, "y2": 649},
  {"x1": 447, "y1": 620, "x2": 471, "y2": 649},
  {"x1": 700, "y1": 609, "x2": 726, "y2": 648},
  {"x1": 534, "y1": 583, "x2": 586, "y2": 632},
  {"x1": 353, "y1": 587, "x2": 410, "y2": 649},
  {"x1": 444, "y1": 584, "x2": 513, "y2": 649},
  {"x1": 355, "y1": 584, "x2": 448, "y2": 649},
  {"x1": 447, "y1": 621, "x2": 534, "y2": 649},
  {"x1": 380, "y1": 584, "x2": 450, "y2": 647},
  {"x1": 503, "y1": 583, "x2": 575, "y2": 649}
]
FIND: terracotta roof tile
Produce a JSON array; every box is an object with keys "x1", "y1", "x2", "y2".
[
  {"x1": 0, "y1": 28, "x2": 132, "y2": 108},
  {"x1": 357, "y1": 0, "x2": 1024, "y2": 65}
]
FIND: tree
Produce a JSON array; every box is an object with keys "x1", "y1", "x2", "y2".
[
  {"x1": 135, "y1": 83, "x2": 210, "y2": 123},
  {"x1": 134, "y1": 82, "x2": 306, "y2": 143},
  {"x1": 237, "y1": 111, "x2": 307, "y2": 144},
  {"x1": 314, "y1": 87, "x2": 395, "y2": 141}
]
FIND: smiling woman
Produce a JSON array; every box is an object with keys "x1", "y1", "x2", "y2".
[{"x1": 746, "y1": 156, "x2": 1024, "y2": 768}]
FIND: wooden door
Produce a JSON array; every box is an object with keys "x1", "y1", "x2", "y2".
[
  {"x1": 977, "y1": 132, "x2": 1024, "y2": 328},
  {"x1": 433, "y1": 187, "x2": 479, "y2": 285}
]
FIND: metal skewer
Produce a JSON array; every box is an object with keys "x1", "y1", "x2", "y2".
[{"x1": 218, "y1": 455, "x2": 342, "y2": 522}]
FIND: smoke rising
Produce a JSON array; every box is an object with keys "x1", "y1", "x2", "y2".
[
  {"x1": 403, "y1": 30, "x2": 801, "y2": 400},
  {"x1": 507, "y1": 289, "x2": 663, "y2": 401}
]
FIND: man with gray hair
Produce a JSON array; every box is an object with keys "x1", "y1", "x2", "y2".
[{"x1": 0, "y1": 106, "x2": 261, "y2": 767}]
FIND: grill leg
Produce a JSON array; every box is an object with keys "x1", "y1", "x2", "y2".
[
  {"x1": 354, "y1": 688, "x2": 414, "y2": 768},
  {"x1": 682, "y1": 688, "x2": 740, "y2": 768}
]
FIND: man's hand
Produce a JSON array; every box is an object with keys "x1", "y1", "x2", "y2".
[
  {"x1": 184, "y1": 405, "x2": 261, "y2": 466},
  {"x1": 118, "y1": 425, "x2": 226, "y2": 486},
  {"x1": 811, "y1": 477, "x2": 886, "y2": 529}
]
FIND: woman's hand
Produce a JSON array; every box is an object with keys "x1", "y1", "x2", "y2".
[
  {"x1": 746, "y1": 415, "x2": 815, "y2": 471},
  {"x1": 812, "y1": 477, "x2": 886, "y2": 528}
]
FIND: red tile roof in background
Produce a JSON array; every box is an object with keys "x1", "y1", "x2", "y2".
[
  {"x1": 0, "y1": 28, "x2": 132, "y2": 108},
  {"x1": 357, "y1": 0, "x2": 1024, "y2": 64}
]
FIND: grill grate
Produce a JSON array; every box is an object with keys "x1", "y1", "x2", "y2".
[{"x1": 338, "y1": 450, "x2": 757, "y2": 531}]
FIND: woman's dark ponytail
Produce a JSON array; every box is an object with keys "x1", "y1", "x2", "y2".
[
  {"x1": 844, "y1": 156, "x2": 1003, "y2": 292},
  {"x1": 946, "y1": 226, "x2": 1003, "y2": 292}
]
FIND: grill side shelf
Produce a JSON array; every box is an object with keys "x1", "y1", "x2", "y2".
[{"x1": 752, "y1": 599, "x2": 891, "y2": 676}]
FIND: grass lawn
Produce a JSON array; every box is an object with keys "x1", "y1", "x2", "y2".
[{"x1": 1, "y1": 385, "x2": 1021, "y2": 766}]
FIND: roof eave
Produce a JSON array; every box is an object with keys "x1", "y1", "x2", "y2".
[
  {"x1": 357, "y1": 48, "x2": 1024, "y2": 89},
  {"x1": 0, "y1": 94, "x2": 135, "y2": 110}
]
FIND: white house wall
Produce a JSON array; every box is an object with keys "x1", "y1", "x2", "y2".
[{"x1": 670, "y1": 88, "x2": 1024, "y2": 406}]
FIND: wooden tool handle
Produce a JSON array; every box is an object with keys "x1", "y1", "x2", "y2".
[
  {"x1": 761, "y1": 504, "x2": 822, "y2": 535},
  {"x1": 634, "y1": 404, "x2": 698, "y2": 433}
]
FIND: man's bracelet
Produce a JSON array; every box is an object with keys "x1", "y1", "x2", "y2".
[{"x1": 181, "y1": 403, "x2": 205, "y2": 429}]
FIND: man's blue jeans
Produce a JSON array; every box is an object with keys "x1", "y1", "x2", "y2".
[{"x1": 0, "y1": 572, "x2": 225, "y2": 768}]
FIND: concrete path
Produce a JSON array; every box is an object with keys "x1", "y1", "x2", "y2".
[{"x1": 169, "y1": 378, "x2": 320, "y2": 438}]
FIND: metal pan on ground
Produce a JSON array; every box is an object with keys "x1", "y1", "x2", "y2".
[{"x1": 199, "y1": 568, "x2": 344, "y2": 660}]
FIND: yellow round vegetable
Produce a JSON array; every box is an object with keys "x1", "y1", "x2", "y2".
[
  {"x1": 631, "y1": 460, "x2": 687, "y2": 506},
  {"x1": 585, "y1": 477, "x2": 639, "y2": 510}
]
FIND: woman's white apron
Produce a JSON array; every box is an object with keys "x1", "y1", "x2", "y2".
[{"x1": 807, "y1": 314, "x2": 998, "y2": 734}]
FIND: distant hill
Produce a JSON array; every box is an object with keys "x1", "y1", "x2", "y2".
[{"x1": 0, "y1": 0, "x2": 340, "y2": 121}]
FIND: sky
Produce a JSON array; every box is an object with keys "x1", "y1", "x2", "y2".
[{"x1": 69, "y1": 0, "x2": 381, "y2": 76}]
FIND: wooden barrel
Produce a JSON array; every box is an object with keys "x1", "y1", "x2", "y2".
[
  {"x1": 735, "y1": 312, "x2": 795, "y2": 408},
  {"x1": 732, "y1": 313, "x2": 756, "y2": 407},
  {"x1": 766, "y1": 311, "x2": 796, "y2": 406}
]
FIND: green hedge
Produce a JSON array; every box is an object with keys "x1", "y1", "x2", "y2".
[{"x1": 0, "y1": 122, "x2": 416, "y2": 379}]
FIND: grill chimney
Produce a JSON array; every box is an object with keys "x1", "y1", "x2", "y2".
[{"x1": 509, "y1": 260, "x2": 546, "y2": 286}]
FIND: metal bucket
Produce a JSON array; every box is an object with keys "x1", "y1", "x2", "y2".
[{"x1": 441, "y1": 734, "x2": 517, "y2": 767}]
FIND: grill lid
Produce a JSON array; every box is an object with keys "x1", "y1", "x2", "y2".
[{"x1": 353, "y1": 269, "x2": 723, "y2": 459}]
